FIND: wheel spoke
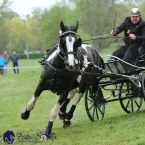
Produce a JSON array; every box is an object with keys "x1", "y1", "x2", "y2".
[
  {"x1": 92, "y1": 106, "x2": 95, "y2": 120},
  {"x1": 119, "y1": 82, "x2": 142, "y2": 113},
  {"x1": 88, "y1": 104, "x2": 94, "y2": 111},
  {"x1": 97, "y1": 105, "x2": 104, "y2": 115},
  {"x1": 134, "y1": 100, "x2": 141, "y2": 108},
  {"x1": 96, "y1": 107, "x2": 99, "y2": 120},
  {"x1": 125, "y1": 99, "x2": 130, "y2": 109},
  {"x1": 87, "y1": 97, "x2": 92, "y2": 102},
  {"x1": 84, "y1": 87, "x2": 105, "y2": 121},
  {"x1": 131, "y1": 99, "x2": 134, "y2": 112}
]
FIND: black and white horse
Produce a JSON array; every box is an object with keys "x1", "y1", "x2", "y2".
[{"x1": 21, "y1": 21, "x2": 104, "y2": 140}]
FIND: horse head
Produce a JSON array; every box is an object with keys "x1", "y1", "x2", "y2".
[{"x1": 58, "y1": 21, "x2": 82, "y2": 69}]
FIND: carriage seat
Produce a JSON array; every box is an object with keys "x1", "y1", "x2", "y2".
[
  {"x1": 138, "y1": 42, "x2": 145, "y2": 58},
  {"x1": 135, "y1": 42, "x2": 145, "y2": 66}
]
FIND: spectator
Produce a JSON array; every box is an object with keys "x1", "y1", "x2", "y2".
[
  {"x1": 3, "y1": 50, "x2": 10, "y2": 75},
  {"x1": 0, "y1": 54, "x2": 5, "y2": 75},
  {"x1": 11, "y1": 51, "x2": 20, "y2": 74}
]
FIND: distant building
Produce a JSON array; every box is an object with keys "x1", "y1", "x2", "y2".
[{"x1": 24, "y1": 49, "x2": 41, "y2": 54}]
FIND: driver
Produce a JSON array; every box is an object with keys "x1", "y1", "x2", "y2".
[{"x1": 110, "y1": 8, "x2": 145, "y2": 63}]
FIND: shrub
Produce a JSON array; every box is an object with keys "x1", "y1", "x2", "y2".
[{"x1": 17, "y1": 53, "x2": 44, "y2": 59}]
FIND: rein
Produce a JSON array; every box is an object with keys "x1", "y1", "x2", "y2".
[
  {"x1": 44, "y1": 61, "x2": 81, "y2": 76},
  {"x1": 42, "y1": 48, "x2": 83, "y2": 77}
]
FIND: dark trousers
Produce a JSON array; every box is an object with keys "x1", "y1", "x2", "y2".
[
  {"x1": 0, "y1": 67, "x2": 4, "y2": 75},
  {"x1": 13, "y1": 63, "x2": 19, "y2": 73},
  {"x1": 111, "y1": 43, "x2": 141, "y2": 63}
]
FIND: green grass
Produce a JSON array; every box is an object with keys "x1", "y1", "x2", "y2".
[{"x1": 1, "y1": 59, "x2": 145, "y2": 145}]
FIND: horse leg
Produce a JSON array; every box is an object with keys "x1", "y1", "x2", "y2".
[
  {"x1": 58, "y1": 89, "x2": 77, "y2": 120},
  {"x1": 21, "y1": 95, "x2": 38, "y2": 120},
  {"x1": 21, "y1": 80, "x2": 44, "y2": 120},
  {"x1": 63, "y1": 90, "x2": 83, "y2": 128},
  {"x1": 41, "y1": 92, "x2": 69, "y2": 140},
  {"x1": 41, "y1": 103, "x2": 61, "y2": 140},
  {"x1": 62, "y1": 78, "x2": 100, "y2": 127}
]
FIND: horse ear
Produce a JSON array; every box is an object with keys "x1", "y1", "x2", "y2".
[
  {"x1": 74, "y1": 21, "x2": 78, "y2": 32},
  {"x1": 60, "y1": 21, "x2": 65, "y2": 32}
]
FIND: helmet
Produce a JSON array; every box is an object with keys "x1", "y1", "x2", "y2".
[{"x1": 130, "y1": 8, "x2": 141, "y2": 16}]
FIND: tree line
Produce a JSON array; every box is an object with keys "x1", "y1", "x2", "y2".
[{"x1": 0, "y1": 0, "x2": 145, "y2": 55}]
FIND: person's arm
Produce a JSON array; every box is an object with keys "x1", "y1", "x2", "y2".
[
  {"x1": 110, "y1": 18, "x2": 126, "y2": 36},
  {"x1": 136, "y1": 24, "x2": 145, "y2": 42},
  {"x1": 115, "y1": 20, "x2": 126, "y2": 35},
  {"x1": 17, "y1": 55, "x2": 20, "y2": 61}
]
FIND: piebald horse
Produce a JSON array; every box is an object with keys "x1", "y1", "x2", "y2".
[{"x1": 21, "y1": 21, "x2": 104, "y2": 140}]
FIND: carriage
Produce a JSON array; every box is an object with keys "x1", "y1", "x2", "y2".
[{"x1": 84, "y1": 43, "x2": 145, "y2": 122}]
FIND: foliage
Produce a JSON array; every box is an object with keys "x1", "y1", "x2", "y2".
[
  {"x1": 4, "y1": 17, "x2": 24, "y2": 53},
  {"x1": 26, "y1": 17, "x2": 42, "y2": 51},
  {"x1": 31, "y1": 7, "x2": 44, "y2": 20},
  {"x1": 18, "y1": 53, "x2": 44, "y2": 59},
  {"x1": 0, "y1": 0, "x2": 145, "y2": 54},
  {"x1": 41, "y1": 6, "x2": 67, "y2": 51},
  {"x1": 0, "y1": 0, "x2": 19, "y2": 52},
  {"x1": 121, "y1": 0, "x2": 145, "y2": 6},
  {"x1": 140, "y1": 2, "x2": 145, "y2": 19},
  {"x1": 40, "y1": 2, "x2": 82, "y2": 51},
  {"x1": 68, "y1": 0, "x2": 115, "y2": 50}
]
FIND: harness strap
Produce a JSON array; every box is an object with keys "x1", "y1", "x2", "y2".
[
  {"x1": 59, "y1": 31, "x2": 80, "y2": 38},
  {"x1": 44, "y1": 61, "x2": 81, "y2": 76}
]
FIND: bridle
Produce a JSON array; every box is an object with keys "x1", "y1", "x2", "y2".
[{"x1": 57, "y1": 30, "x2": 82, "y2": 69}]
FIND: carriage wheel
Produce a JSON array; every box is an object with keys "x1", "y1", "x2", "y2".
[
  {"x1": 119, "y1": 81, "x2": 143, "y2": 113},
  {"x1": 141, "y1": 72, "x2": 145, "y2": 99},
  {"x1": 84, "y1": 86, "x2": 105, "y2": 121}
]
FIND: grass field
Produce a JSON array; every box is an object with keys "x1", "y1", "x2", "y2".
[{"x1": 1, "y1": 58, "x2": 145, "y2": 145}]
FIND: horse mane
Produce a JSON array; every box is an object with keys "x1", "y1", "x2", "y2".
[{"x1": 38, "y1": 44, "x2": 58, "y2": 65}]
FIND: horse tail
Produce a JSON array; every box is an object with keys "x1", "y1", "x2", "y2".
[
  {"x1": 100, "y1": 56, "x2": 105, "y2": 70},
  {"x1": 93, "y1": 48, "x2": 105, "y2": 70}
]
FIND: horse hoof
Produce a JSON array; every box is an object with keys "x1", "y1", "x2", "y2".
[
  {"x1": 63, "y1": 120, "x2": 71, "y2": 128},
  {"x1": 40, "y1": 133, "x2": 56, "y2": 141},
  {"x1": 40, "y1": 135, "x2": 48, "y2": 140},
  {"x1": 21, "y1": 109, "x2": 30, "y2": 120},
  {"x1": 58, "y1": 112, "x2": 66, "y2": 120}
]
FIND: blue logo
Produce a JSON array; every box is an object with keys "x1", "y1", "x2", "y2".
[{"x1": 3, "y1": 130, "x2": 15, "y2": 144}]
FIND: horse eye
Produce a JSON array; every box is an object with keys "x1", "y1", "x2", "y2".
[
  {"x1": 62, "y1": 40, "x2": 66, "y2": 43},
  {"x1": 61, "y1": 38, "x2": 66, "y2": 43}
]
